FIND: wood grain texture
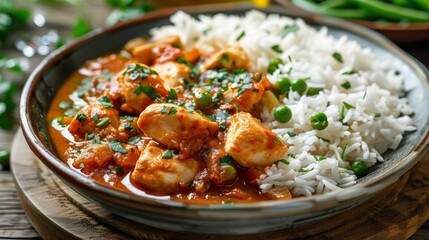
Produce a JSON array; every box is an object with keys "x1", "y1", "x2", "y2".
[{"x1": 9, "y1": 130, "x2": 429, "y2": 239}]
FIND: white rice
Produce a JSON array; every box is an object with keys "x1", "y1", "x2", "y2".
[{"x1": 151, "y1": 11, "x2": 416, "y2": 197}]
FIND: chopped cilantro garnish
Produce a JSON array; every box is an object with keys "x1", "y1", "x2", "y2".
[
  {"x1": 281, "y1": 24, "x2": 299, "y2": 37},
  {"x1": 167, "y1": 89, "x2": 177, "y2": 101},
  {"x1": 168, "y1": 106, "x2": 178, "y2": 115},
  {"x1": 91, "y1": 113, "x2": 99, "y2": 122},
  {"x1": 76, "y1": 114, "x2": 86, "y2": 122},
  {"x1": 314, "y1": 156, "x2": 327, "y2": 161},
  {"x1": 160, "y1": 105, "x2": 168, "y2": 113},
  {"x1": 109, "y1": 140, "x2": 128, "y2": 154},
  {"x1": 219, "y1": 53, "x2": 230, "y2": 63},
  {"x1": 134, "y1": 85, "x2": 160, "y2": 100},
  {"x1": 59, "y1": 101, "x2": 72, "y2": 110},
  {"x1": 176, "y1": 57, "x2": 200, "y2": 78},
  {"x1": 114, "y1": 166, "x2": 124, "y2": 175},
  {"x1": 287, "y1": 131, "x2": 296, "y2": 137},
  {"x1": 236, "y1": 31, "x2": 245, "y2": 41},
  {"x1": 124, "y1": 123, "x2": 133, "y2": 132},
  {"x1": 374, "y1": 113, "x2": 381, "y2": 118},
  {"x1": 275, "y1": 159, "x2": 289, "y2": 165},
  {"x1": 162, "y1": 149, "x2": 173, "y2": 159},
  {"x1": 127, "y1": 136, "x2": 141, "y2": 144},
  {"x1": 124, "y1": 64, "x2": 157, "y2": 80},
  {"x1": 96, "y1": 117, "x2": 110, "y2": 127},
  {"x1": 98, "y1": 96, "x2": 113, "y2": 108},
  {"x1": 287, "y1": 153, "x2": 296, "y2": 158},
  {"x1": 340, "y1": 144, "x2": 348, "y2": 160},
  {"x1": 341, "y1": 70, "x2": 357, "y2": 75},
  {"x1": 332, "y1": 52, "x2": 343, "y2": 63},
  {"x1": 343, "y1": 102, "x2": 355, "y2": 110},
  {"x1": 341, "y1": 81, "x2": 351, "y2": 90},
  {"x1": 274, "y1": 137, "x2": 282, "y2": 145},
  {"x1": 271, "y1": 44, "x2": 282, "y2": 53},
  {"x1": 220, "y1": 155, "x2": 233, "y2": 166},
  {"x1": 318, "y1": 136, "x2": 330, "y2": 143},
  {"x1": 64, "y1": 109, "x2": 77, "y2": 117}
]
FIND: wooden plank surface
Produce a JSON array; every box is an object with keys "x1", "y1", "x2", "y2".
[{"x1": 9, "y1": 130, "x2": 429, "y2": 239}]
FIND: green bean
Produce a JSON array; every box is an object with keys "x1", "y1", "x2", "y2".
[
  {"x1": 291, "y1": 0, "x2": 429, "y2": 23},
  {"x1": 291, "y1": 0, "x2": 370, "y2": 19},
  {"x1": 411, "y1": 0, "x2": 429, "y2": 11},
  {"x1": 352, "y1": 0, "x2": 429, "y2": 22},
  {"x1": 320, "y1": 0, "x2": 352, "y2": 9}
]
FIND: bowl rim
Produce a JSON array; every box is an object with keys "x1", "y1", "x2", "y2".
[{"x1": 19, "y1": 4, "x2": 429, "y2": 214}]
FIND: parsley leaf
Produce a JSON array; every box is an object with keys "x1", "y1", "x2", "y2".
[
  {"x1": 271, "y1": 44, "x2": 282, "y2": 53},
  {"x1": 332, "y1": 52, "x2": 343, "y2": 63},
  {"x1": 162, "y1": 149, "x2": 173, "y2": 159},
  {"x1": 236, "y1": 31, "x2": 245, "y2": 41},
  {"x1": 220, "y1": 155, "x2": 233, "y2": 166},
  {"x1": 109, "y1": 140, "x2": 128, "y2": 154},
  {"x1": 168, "y1": 106, "x2": 177, "y2": 115},
  {"x1": 341, "y1": 81, "x2": 351, "y2": 90},
  {"x1": 134, "y1": 85, "x2": 160, "y2": 100},
  {"x1": 98, "y1": 96, "x2": 113, "y2": 108}
]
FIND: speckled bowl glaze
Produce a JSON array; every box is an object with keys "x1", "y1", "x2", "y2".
[{"x1": 19, "y1": 4, "x2": 429, "y2": 235}]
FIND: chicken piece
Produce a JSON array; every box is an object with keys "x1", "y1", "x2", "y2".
[
  {"x1": 68, "y1": 100, "x2": 120, "y2": 141},
  {"x1": 117, "y1": 116, "x2": 140, "y2": 142},
  {"x1": 137, "y1": 103, "x2": 219, "y2": 157},
  {"x1": 225, "y1": 112, "x2": 288, "y2": 167},
  {"x1": 72, "y1": 144, "x2": 114, "y2": 169},
  {"x1": 127, "y1": 35, "x2": 182, "y2": 65},
  {"x1": 152, "y1": 62, "x2": 191, "y2": 90},
  {"x1": 264, "y1": 186, "x2": 292, "y2": 200},
  {"x1": 124, "y1": 38, "x2": 146, "y2": 53},
  {"x1": 113, "y1": 144, "x2": 140, "y2": 168},
  {"x1": 152, "y1": 44, "x2": 183, "y2": 64},
  {"x1": 223, "y1": 81, "x2": 265, "y2": 112},
  {"x1": 116, "y1": 63, "x2": 168, "y2": 114},
  {"x1": 200, "y1": 45, "x2": 249, "y2": 72},
  {"x1": 131, "y1": 141, "x2": 200, "y2": 194}
]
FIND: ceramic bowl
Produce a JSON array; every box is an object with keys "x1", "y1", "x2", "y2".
[
  {"x1": 19, "y1": 4, "x2": 429, "y2": 235},
  {"x1": 277, "y1": 0, "x2": 429, "y2": 44}
]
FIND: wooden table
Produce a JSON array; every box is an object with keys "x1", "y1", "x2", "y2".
[{"x1": 1, "y1": 1, "x2": 429, "y2": 239}]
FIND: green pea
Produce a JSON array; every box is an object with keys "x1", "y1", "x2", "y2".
[
  {"x1": 195, "y1": 92, "x2": 213, "y2": 109},
  {"x1": 310, "y1": 112, "x2": 328, "y2": 130},
  {"x1": 220, "y1": 164, "x2": 237, "y2": 183},
  {"x1": 275, "y1": 78, "x2": 292, "y2": 94},
  {"x1": 351, "y1": 160, "x2": 367, "y2": 177},
  {"x1": 274, "y1": 105, "x2": 292, "y2": 123},
  {"x1": 267, "y1": 57, "x2": 284, "y2": 74},
  {"x1": 292, "y1": 79, "x2": 307, "y2": 95}
]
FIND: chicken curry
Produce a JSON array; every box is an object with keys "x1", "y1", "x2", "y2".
[{"x1": 47, "y1": 35, "x2": 291, "y2": 204}]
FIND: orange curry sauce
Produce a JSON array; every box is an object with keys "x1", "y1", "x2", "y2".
[{"x1": 47, "y1": 36, "x2": 290, "y2": 204}]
